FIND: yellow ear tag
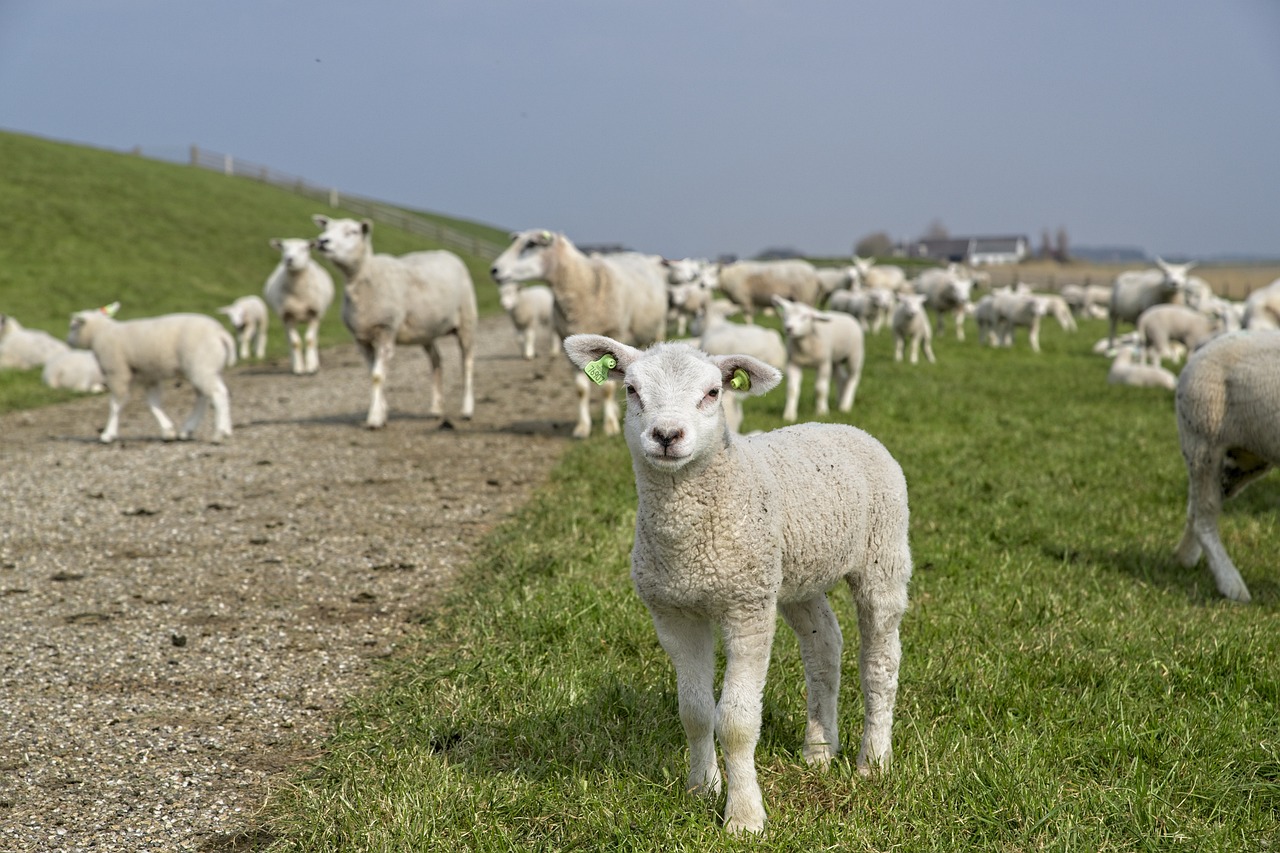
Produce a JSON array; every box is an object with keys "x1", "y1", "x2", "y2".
[
  {"x1": 584, "y1": 353, "x2": 617, "y2": 385},
  {"x1": 730, "y1": 368, "x2": 751, "y2": 392}
]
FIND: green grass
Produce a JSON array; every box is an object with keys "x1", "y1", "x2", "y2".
[
  {"x1": 0, "y1": 130, "x2": 508, "y2": 410},
  {"x1": 263, "y1": 318, "x2": 1280, "y2": 851}
]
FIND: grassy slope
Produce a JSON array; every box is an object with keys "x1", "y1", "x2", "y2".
[
  {"x1": 0, "y1": 130, "x2": 508, "y2": 412},
  {"x1": 266, "y1": 318, "x2": 1279, "y2": 851}
]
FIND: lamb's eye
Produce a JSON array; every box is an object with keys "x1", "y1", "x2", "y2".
[{"x1": 701, "y1": 387, "x2": 720, "y2": 407}]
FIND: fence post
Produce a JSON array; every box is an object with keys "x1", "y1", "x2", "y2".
[
  {"x1": 224, "y1": 153, "x2": 233, "y2": 176},
  {"x1": 190, "y1": 144, "x2": 198, "y2": 167},
  {"x1": 329, "y1": 188, "x2": 339, "y2": 208}
]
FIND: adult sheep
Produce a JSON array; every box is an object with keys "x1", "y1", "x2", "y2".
[
  {"x1": 489, "y1": 229, "x2": 667, "y2": 438},
  {"x1": 1108, "y1": 257, "x2": 1195, "y2": 348},
  {"x1": 264, "y1": 237, "x2": 335, "y2": 374},
  {"x1": 1173, "y1": 329, "x2": 1280, "y2": 602},
  {"x1": 313, "y1": 216, "x2": 477, "y2": 427},
  {"x1": 562, "y1": 334, "x2": 911, "y2": 834},
  {"x1": 717, "y1": 259, "x2": 822, "y2": 324},
  {"x1": 0, "y1": 314, "x2": 69, "y2": 370},
  {"x1": 66, "y1": 302, "x2": 235, "y2": 443}
]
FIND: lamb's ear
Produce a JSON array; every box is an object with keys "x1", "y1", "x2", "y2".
[
  {"x1": 771, "y1": 295, "x2": 790, "y2": 311},
  {"x1": 102, "y1": 301, "x2": 121, "y2": 317},
  {"x1": 312, "y1": 214, "x2": 330, "y2": 229},
  {"x1": 361, "y1": 219, "x2": 374, "y2": 236},
  {"x1": 562, "y1": 334, "x2": 638, "y2": 384},
  {"x1": 712, "y1": 354, "x2": 781, "y2": 397}
]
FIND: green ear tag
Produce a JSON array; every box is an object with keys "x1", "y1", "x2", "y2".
[
  {"x1": 730, "y1": 368, "x2": 751, "y2": 392},
  {"x1": 584, "y1": 353, "x2": 617, "y2": 385}
]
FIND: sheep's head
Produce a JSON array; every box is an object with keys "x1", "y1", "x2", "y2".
[
  {"x1": 897, "y1": 293, "x2": 927, "y2": 318},
  {"x1": 662, "y1": 257, "x2": 703, "y2": 286},
  {"x1": 271, "y1": 237, "x2": 314, "y2": 271},
  {"x1": 563, "y1": 334, "x2": 780, "y2": 472},
  {"x1": 773, "y1": 296, "x2": 829, "y2": 341},
  {"x1": 67, "y1": 302, "x2": 118, "y2": 348},
  {"x1": 1155, "y1": 257, "x2": 1197, "y2": 291},
  {"x1": 491, "y1": 229, "x2": 556, "y2": 284},
  {"x1": 312, "y1": 215, "x2": 370, "y2": 267}
]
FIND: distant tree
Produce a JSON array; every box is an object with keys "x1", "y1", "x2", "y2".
[
  {"x1": 1054, "y1": 227, "x2": 1070, "y2": 262},
  {"x1": 923, "y1": 219, "x2": 949, "y2": 240},
  {"x1": 754, "y1": 246, "x2": 804, "y2": 260},
  {"x1": 1039, "y1": 228, "x2": 1054, "y2": 260},
  {"x1": 854, "y1": 231, "x2": 894, "y2": 258}
]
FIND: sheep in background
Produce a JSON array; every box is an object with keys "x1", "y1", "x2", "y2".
[
  {"x1": 1108, "y1": 257, "x2": 1195, "y2": 348},
  {"x1": 1173, "y1": 329, "x2": 1280, "y2": 602},
  {"x1": 815, "y1": 265, "x2": 856, "y2": 303},
  {"x1": 217, "y1": 294, "x2": 269, "y2": 361},
  {"x1": 41, "y1": 349, "x2": 105, "y2": 393},
  {"x1": 850, "y1": 255, "x2": 908, "y2": 292},
  {"x1": 717, "y1": 259, "x2": 822, "y2": 323},
  {"x1": 490, "y1": 229, "x2": 667, "y2": 438},
  {"x1": 696, "y1": 299, "x2": 787, "y2": 432},
  {"x1": 1106, "y1": 345, "x2": 1177, "y2": 391},
  {"x1": 264, "y1": 237, "x2": 335, "y2": 374},
  {"x1": 992, "y1": 290, "x2": 1052, "y2": 353},
  {"x1": 562, "y1": 334, "x2": 911, "y2": 834},
  {"x1": 0, "y1": 314, "x2": 69, "y2": 370},
  {"x1": 892, "y1": 293, "x2": 935, "y2": 364},
  {"x1": 1030, "y1": 291, "x2": 1078, "y2": 333},
  {"x1": 498, "y1": 281, "x2": 558, "y2": 360},
  {"x1": 1242, "y1": 277, "x2": 1280, "y2": 330},
  {"x1": 663, "y1": 258, "x2": 718, "y2": 337},
  {"x1": 314, "y1": 216, "x2": 476, "y2": 427},
  {"x1": 913, "y1": 264, "x2": 975, "y2": 341},
  {"x1": 66, "y1": 302, "x2": 235, "y2": 443},
  {"x1": 826, "y1": 287, "x2": 895, "y2": 334},
  {"x1": 1136, "y1": 303, "x2": 1222, "y2": 367},
  {"x1": 772, "y1": 296, "x2": 864, "y2": 422}
]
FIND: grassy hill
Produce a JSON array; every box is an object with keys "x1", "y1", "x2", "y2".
[{"x1": 0, "y1": 130, "x2": 510, "y2": 411}]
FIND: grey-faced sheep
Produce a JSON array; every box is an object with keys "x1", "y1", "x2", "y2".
[
  {"x1": 1108, "y1": 258, "x2": 1194, "y2": 348},
  {"x1": 1106, "y1": 345, "x2": 1177, "y2": 391},
  {"x1": 264, "y1": 237, "x2": 335, "y2": 374},
  {"x1": 772, "y1": 296, "x2": 865, "y2": 423},
  {"x1": 217, "y1": 295, "x2": 269, "y2": 362},
  {"x1": 1173, "y1": 329, "x2": 1280, "y2": 602},
  {"x1": 0, "y1": 314, "x2": 70, "y2": 370},
  {"x1": 562, "y1": 333, "x2": 911, "y2": 834},
  {"x1": 490, "y1": 229, "x2": 667, "y2": 438},
  {"x1": 892, "y1": 293, "x2": 935, "y2": 364},
  {"x1": 314, "y1": 216, "x2": 477, "y2": 427},
  {"x1": 41, "y1": 349, "x2": 105, "y2": 393},
  {"x1": 67, "y1": 302, "x2": 235, "y2": 443},
  {"x1": 717, "y1": 259, "x2": 822, "y2": 324},
  {"x1": 1136, "y1": 303, "x2": 1222, "y2": 367},
  {"x1": 497, "y1": 281, "x2": 558, "y2": 360}
]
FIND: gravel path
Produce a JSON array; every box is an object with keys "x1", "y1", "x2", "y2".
[{"x1": 0, "y1": 316, "x2": 582, "y2": 851}]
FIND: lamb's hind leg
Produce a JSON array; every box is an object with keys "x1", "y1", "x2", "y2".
[
  {"x1": 145, "y1": 385, "x2": 178, "y2": 440},
  {"x1": 1176, "y1": 447, "x2": 1251, "y2": 602},
  {"x1": 457, "y1": 333, "x2": 475, "y2": 419},
  {"x1": 424, "y1": 341, "x2": 444, "y2": 418},
  {"x1": 650, "y1": 610, "x2": 721, "y2": 798},
  {"x1": 849, "y1": 565, "x2": 908, "y2": 775},
  {"x1": 303, "y1": 318, "x2": 320, "y2": 373},
  {"x1": 779, "y1": 596, "x2": 843, "y2": 766}
]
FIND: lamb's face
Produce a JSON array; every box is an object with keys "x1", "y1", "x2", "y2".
[
  {"x1": 777, "y1": 301, "x2": 817, "y2": 340},
  {"x1": 623, "y1": 348, "x2": 725, "y2": 472},
  {"x1": 277, "y1": 238, "x2": 313, "y2": 272},
  {"x1": 490, "y1": 230, "x2": 553, "y2": 284},
  {"x1": 663, "y1": 258, "x2": 702, "y2": 286},
  {"x1": 898, "y1": 294, "x2": 926, "y2": 318},
  {"x1": 313, "y1": 218, "x2": 367, "y2": 267},
  {"x1": 67, "y1": 310, "x2": 98, "y2": 348}
]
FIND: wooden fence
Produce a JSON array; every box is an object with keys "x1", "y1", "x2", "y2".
[{"x1": 187, "y1": 145, "x2": 507, "y2": 260}]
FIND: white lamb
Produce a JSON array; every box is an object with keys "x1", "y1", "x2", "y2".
[
  {"x1": 498, "y1": 281, "x2": 558, "y2": 360},
  {"x1": 850, "y1": 255, "x2": 908, "y2": 293},
  {"x1": 490, "y1": 229, "x2": 667, "y2": 438},
  {"x1": 1106, "y1": 345, "x2": 1177, "y2": 391},
  {"x1": 1136, "y1": 303, "x2": 1222, "y2": 367},
  {"x1": 913, "y1": 264, "x2": 975, "y2": 341},
  {"x1": 314, "y1": 216, "x2": 477, "y2": 427},
  {"x1": 717, "y1": 259, "x2": 822, "y2": 324},
  {"x1": 772, "y1": 296, "x2": 865, "y2": 423},
  {"x1": 217, "y1": 294, "x2": 269, "y2": 361},
  {"x1": 562, "y1": 333, "x2": 912, "y2": 834},
  {"x1": 825, "y1": 287, "x2": 894, "y2": 334},
  {"x1": 696, "y1": 300, "x2": 787, "y2": 433},
  {"x1": 66, "y1": 302, "x2": 235, "y2": 443},
  {"x1": 892, "y1": 293, "x2": 935, "y2": 364},
  {"x1": 1173, "y1": 329, "x2": 1280, "y2": 602},
  {"x1": 41, "y1": 349, "x2": 105, "y2": 393},
  {"x1": 992, "y1": 290, "x2": 1053, "y2": 353},
  {"x1": 263, "y1": 237, "x2": 335, "y2": 374},
  {"x1": 0, "y1": 314, "x2": 70, "y2": 370}
]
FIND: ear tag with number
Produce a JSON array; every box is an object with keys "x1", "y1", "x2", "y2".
[{"x1": 584, "y1": 353, "x2": 617, "y2": 385}]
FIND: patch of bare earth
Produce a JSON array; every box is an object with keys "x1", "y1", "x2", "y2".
[{"x1": 0, "y1": 316, "x2": 585, "y2": 851}]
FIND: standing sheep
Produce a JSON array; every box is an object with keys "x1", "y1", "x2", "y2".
[
  {"x1": 264, "y1": 237, "x2": 335, "y2": 374},
  {"x1": 1136, "y1": 303, "x2": 1222, "y2": 367},
  {"x1": 562, "y1": 334, "x2": 912, "y2": 834},
  {"x1": 497, "y1": 281, "x2": 558, "y2": 360},
  {"x1": 66, "y1": 302, "x2": 235, "y2": 443},
  {"x1": 850, "y1": 256, "x2": 908, "y2": 292},
  {"x1": 992, "y1": 290, "x2": 1052, "y2": 353},
  {"x1": 490, "y1": 229, "x2": 667, "y2": 438},
  {"x1": 1173, "y1": 330, "x2": 1280, "y2": 602},
  {"x1": 717, "y1": 259, "x2": 822, "y2": 324},
  {"x1": 0, "y1": 314, "x2": 69, "y2": 370},
  {"x1": 913, "y1": 265, "x2": 975, "y2": 341},
  {"x1": 1108, "y1": 257, "x2": 1195, "y2": 348},
  {"x1": 217, "y1": 294, "x2": 269, "y2": 361},
  {"x1": 892, "y1": 293, "x2": 935, "y2": 364},
  {"x1": 314, "y1": 216, "x2": 477, "y2": 427},
  {"x1": 772, "y1": 296, "x2": 865, "y2": 423}
]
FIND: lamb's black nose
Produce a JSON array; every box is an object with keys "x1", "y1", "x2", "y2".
[{"x1": 651, "y1": 426, "x2": 683, "y2": 448}]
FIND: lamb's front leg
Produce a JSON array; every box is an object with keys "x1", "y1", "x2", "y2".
[
  {"x1": 572, "y1": 371, "x2": 593, "y2": 438},
  {"x1": 303, "y1": 319, "x2": 321, "y2": 373},
  {"x1": 287, "y1": 322, "x2": 305, "y2": 374},
  {"x1": 780, "y1": 596, "x2": 843, "y2": 767},
  {"x1": 813, "y1": 361, "x2": 832, "y2": 416},
  {"x1": 651, "y1": 610, "x2": 720, "y2": 797},
  {"x1": 601, "y1": 379, "x2": 621, "y2": 436},
  {"x1": 717, "y1": 607, "x2": 777, "y2": 834},
  {"x1": 782, "y1": 363, "x2": 803, "y2": 423},
  {"x1": 363, "y1": 337, "x2": 392, "y2": 428}
]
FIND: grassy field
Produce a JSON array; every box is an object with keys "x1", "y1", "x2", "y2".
[{"x1": 262, "y1": 317, "x2": 1280, "y2": 851}]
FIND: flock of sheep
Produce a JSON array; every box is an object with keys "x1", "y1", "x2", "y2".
[{"x1": 2, "y1": 217, "x2": 1279, "y2": 834}]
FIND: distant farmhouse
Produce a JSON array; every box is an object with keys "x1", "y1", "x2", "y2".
[{"x1": 899, "y1": 235, "x2": 1030, "y2": 266}]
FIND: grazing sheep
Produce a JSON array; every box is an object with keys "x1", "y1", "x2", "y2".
[
  {"x1": 850, "y1": 256, "x2": 908, "y2": 292},
  {"x1": 1108, "y1": 257, "x2": 1194, "y2": 348},
  {"x1": 314, "y1": 216, "x2": 477, "y2": 427},
  {"x1": 696, "y1": 300, "x2": 787, "y2": 433},
  {"x1": 490, "y1": 229, "x2": 667, "y2": 438},
  {"x1": 66, "y1": 302, "x2": 235, "y2": 443},
  {"x1": 498, "y1": 281, "x2": 558, "y2": 360},
  {"x1": 1173, "y1": 330, "x2": 1280, "y2": 602},
  {"x1": 913, "y1": 264, "x2": 975, "y2": 341},
  {"x1": 41, "y1": 349, "x2": 105, "y2": 393},
  {"x1": 717, "y1": 259, "x2": 822, "y2": 324},
  {"x1": 1242, "y1": 277, "x2": 1280, "y2": 330},
  {"x1": 772, "y1": 296, "x2": 864, "y2": 423},
  {"x1": 562, "y1": 334, "x2": 911, "y2": 834},
  {"x1": 1106, "y1": 345, "x2": 1177, "y2": 391},
  {"x1": 1136, "y1": 303, "x2": 1222, "y2": 367},
  {"x1": 217, "y1": 295, "x2": 269, "y2": 361},
  {"x1": 264, "y1": 237, "x2": 335, "y2": 374},
  {"x1": 0, "y1": 314, "x2": 70, "y2": 370},
  {"x1": 992, "y1": 290, "x2": 1052, "y2": 353},
  {"x1": 892, "y1": 293, "x2": 935, "y2": 364}
]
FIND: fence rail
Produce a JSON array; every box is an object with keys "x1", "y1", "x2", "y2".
[{"x1": 186, "y1": 145, "x2": 507, "y2": 260}]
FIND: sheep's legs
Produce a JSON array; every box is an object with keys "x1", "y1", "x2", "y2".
[
  {"x1": 923, "y1": 335, "x2": 936, "y2": 364},
  {"x1": 303, "y1": 319, "x2": 320, "y2": 373},
  {"x1": 100, "y1": 387, "x2": 128, "y2": 443},
  {"x1": 362, "y1": 337, "x2": 393, "y2": 428},
  {"x1": 650, "y1": 610, "x2": 721, "y2": 798},
  {"x1": 893, "y1": 335, "x2": 905, "y2": 363},
  {"x1": 953, "y1": 308, "x2": 966, "y2": 342},
  {"x1": 1029, "y1": 318, "x2": 1042, "y2": 354},
  {"x1": 838, "y1": 360, "x2": 861, "y2": 412},
  {"x1": 179, "y1": 392, "x2": 208, "y2": 441},
  {"x1": 458, "y1": 339, "x2": 475, "y2": 420},
  {"x1": 780, "y1": 596, "x2": 842, "y2": 766},
  {"x1": 423, "y1": 342, "x2": 445, "y2": 418},
  {"x1": 813, "y1": 362, "x2": 832, "y2": 417},
  {"x1": 196, "y1": 379, "x2": 233, "y2": 443},
  {"x1": 572, "y1": 371, "x2": 594, "y2": 438},
  {"x1": 1176, "y1": 449, "x2": 1252, "y2": 602},
  {"x1": 782, "y1": 363, "x2": 803, "y2": 423},
  {"x1": 717, "y1": 609, "x2": 776, "y2": 834},
  {"x1": 287, "y1": 322, "x2": 305, "y2": 374},
  {"x1": 255, "y1": 326, "x2": 268, "y2": 361},
  {"x1": 144, "y1": 386, "x2": 177, "y2": 440},
  {"x1": 852, "y1": 586, "x2": 905, "y2": 774}
]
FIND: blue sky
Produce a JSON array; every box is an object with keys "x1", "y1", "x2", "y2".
[{"x1": 2, "y1": 1, "x2": 1277, "y2": 260}]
